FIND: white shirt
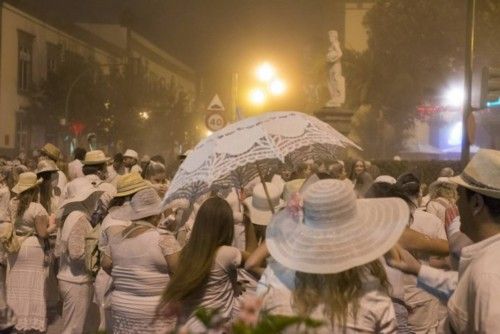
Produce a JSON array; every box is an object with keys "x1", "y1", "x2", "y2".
[
  {"x1": 67, "y1": 159, "x2": 84, "y2": 181},
  {"x1": 405, "y1": 209, "x2": 448, "y2": 332},
  {"x1": 447, "y1": 233, "x2": 500, "y2": 333},
  {"x1": 128, "y1": 164, "x2": 142, "y2": 174},
  {"x1": 57, "y1": 211, "x2": 92, "y2": 284}
]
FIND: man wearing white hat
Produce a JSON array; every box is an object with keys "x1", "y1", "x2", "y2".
[
  {"x1": 123, "y1": 149, "x2": 142, "y2": 174},
  {"x1": 390, "y1": 149, "x2": 500, "y2": 333}
]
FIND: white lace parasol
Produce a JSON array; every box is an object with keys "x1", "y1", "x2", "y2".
[{"x1": 163, "y1": 111, "x2": 360, "y2": 206}]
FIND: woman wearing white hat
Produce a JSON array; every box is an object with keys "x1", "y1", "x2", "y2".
[
  {"x1": 6, "y1": 172, "x2": 57, "y2": 333},
  {"x1": 265, "y1": 179, "x2": 410, "y2": 332},
  {"x1": 36, "y1": 159, "x2": 61, "y2": 215},
  {"x1": 56, "y1": 177, "x2": 104, "y2": 334},
  {"x1": 94, "y1": 172, "x2": 151, "y2": 333},
  {"x1": 102, "y1": 187, "x2": 180, "y2": 333}
]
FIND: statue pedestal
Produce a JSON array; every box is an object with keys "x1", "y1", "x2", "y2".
[{"x1": 314, "y1": 107, "x2": 354, "y2": 136}]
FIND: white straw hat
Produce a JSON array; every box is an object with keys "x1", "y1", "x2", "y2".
[
  {"x1": 12, "y1": 172, "x2": 42, "y2": 194},
  {"x1": 112, "y1": 187, "x2": 163, "y2": 221},
  {"x1": 123, "y1": 149, "x2": 139, "y2": 160},
  {"x1": 450, "y1": 148, "x2": 500, "y2": 199},
  {"x1": 266, "y1": 179, "x2": 409, "y2": 274},
  {"x1": 244, "y1": 182, "x2": 283, "y2": 226}
]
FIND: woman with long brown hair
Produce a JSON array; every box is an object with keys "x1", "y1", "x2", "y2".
[
  {"x1": 6, "y1": 172, "x2": 56, "y2": 333},
  {"x1": 159, "y1": 196, "x2": 245, "y2": 332},
  {"x1": 266, "y1": 179, "x2": 409, "y2": 332}
]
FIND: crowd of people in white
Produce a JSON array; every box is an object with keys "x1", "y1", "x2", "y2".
[{"x1": 0, "y1": 142, "x2": 499, "y2": 333}]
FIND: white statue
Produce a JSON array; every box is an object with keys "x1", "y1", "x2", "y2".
[{"x1": 325, "y1": 30, "x2": 345, "y2": 107}]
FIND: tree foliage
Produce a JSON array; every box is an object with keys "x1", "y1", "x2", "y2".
[
  {"x1": 346, "y1": 0, "x2": 500, "y2": 157},
  {"x1": 35, "y1": 54, "x2": 193, "y2": 155}
]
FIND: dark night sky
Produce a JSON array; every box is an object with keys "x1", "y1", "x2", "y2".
[{"x1": 18, "y1": 0, "x2": 339, "y2": 109}]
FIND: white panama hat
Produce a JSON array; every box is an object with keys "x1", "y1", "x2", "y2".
[
  {"x1": 450, "y1": 148, "x2": 500, "y2": 199},
  {"x1": 266, "y1": 179, "x2": 409, "y2": 274},
  {"x1": 244, "y1": 182, "x2": 283, "y2": 226},
  {"x1": 123, "y1": 149, "x2": 139, "y2": 160}
]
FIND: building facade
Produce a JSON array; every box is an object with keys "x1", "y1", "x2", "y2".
[{"x1": 0, "y1": 2, "x2": 196, "y2": 157}]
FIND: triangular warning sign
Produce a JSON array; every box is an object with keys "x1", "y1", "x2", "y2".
[{"x1": 207, "y1": 94, "x2": 225, "y2": 111}]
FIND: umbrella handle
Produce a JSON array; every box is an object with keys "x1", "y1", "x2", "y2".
[{"x1": 255, "y1": 161, "x2": 275, "y2": 214}]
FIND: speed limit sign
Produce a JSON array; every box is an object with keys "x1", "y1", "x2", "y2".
[{"x1": 205, "y1": 112, "x2": 226, "y2": 131}]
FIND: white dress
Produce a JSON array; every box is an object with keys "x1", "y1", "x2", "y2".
[
  {"x1": 109, "y1": 227, "x2": 180, "y2": 333},
  {"x1": 181, "y1": 246, "x2": 242, "y2": 332},
  {"x1": 6, "y1": 201, "x2": 48, "y2": 332}
]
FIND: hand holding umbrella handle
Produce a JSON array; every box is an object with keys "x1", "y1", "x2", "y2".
[{"x1": 255, "y1": 161, "x2": 275, "y2": 214}]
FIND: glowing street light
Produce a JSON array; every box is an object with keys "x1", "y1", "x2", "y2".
[
  {"x1": 139, "y1": 111, "x2": 150, "y2": 120},
  {"x1": 256, "y1": 62, "x2": 276, "y2": 82},
  {"x1": 249, "y1": 88, "x2": 267, "y2": 105},
  {"x1": 269, "y1": 79, "x2": 286, "y2": 96},
  {"x1": 444, "y1": 87, "x2": 465, "y2": 107}
]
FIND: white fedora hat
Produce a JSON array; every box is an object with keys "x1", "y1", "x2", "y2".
[
  {"x1": 450, "y1": 148, "x2": 500, "y2": 199},
  {"x1": 112, "y1": 187, "x2": 163, "y2": 221},
  {"x1": 266, "y1": 179, "x2": 409, "y2": 274},
  {"x1": 244, "y1": 182, "x2": 283, "y2": 226},
  {"x1": 123, "y1": 149, "x2": 139, "y2": 160}
]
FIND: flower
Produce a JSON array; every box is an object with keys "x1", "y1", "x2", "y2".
[
  {"x1": 237, "y1": 295, "x2": 263, "y2": 326},
  {"x1": 286, "y1": 192, "x2": 303, "y2": 219}
]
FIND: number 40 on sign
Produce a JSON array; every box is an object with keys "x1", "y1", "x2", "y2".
[{"x1": 205, "y1": 112, "x2": 226, "y2": 132}]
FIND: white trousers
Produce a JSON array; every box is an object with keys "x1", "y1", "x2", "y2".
[{"x1": 59, "y1": 280, "x2": 99, "y2": 334}]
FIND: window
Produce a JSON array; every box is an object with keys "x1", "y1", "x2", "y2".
[
  {"x1": 18, "y1": 30, "x2": 34, "y2": 92},
  {"x1": 46, "y1": 42, "x2": 61, "y2": 74}
]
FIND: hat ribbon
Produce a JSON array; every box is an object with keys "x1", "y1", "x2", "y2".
[
  {"x1": 286, "y1": 192, "x2": 303, "y2": 219},
  {"x1": 461, "y1": 172, "x2": 500, "y2": 192}
]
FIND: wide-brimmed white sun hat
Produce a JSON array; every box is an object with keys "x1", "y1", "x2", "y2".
[
  {"x1": 59, "y1": 178, "x2": 104, "y2": 209},
  {"x1": 450, "y1": 148, "x2": 500, "y2": 199},
  {"x1": 244, "y1": 182, "x2": 283, "y2": 226},
  {"x1": 112, "y1": 187, "x2": 163, "y2": 221},
  {"x1": 123, "y1": 149, "x2": 139, "y2": 160},
  {"x1": 266, "y1": 179, "x2": 409, "y2": 274}
]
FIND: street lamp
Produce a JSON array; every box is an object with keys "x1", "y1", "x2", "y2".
[
  {"x1": 256, "y1": 62, "x2": 276, "y2": 82},
  {"x1": 444, "y1": 86, "x2": 465, "y2": 107},
  {"x1": 269, "y1": 79, "x2": 286, "y2": 96},
  {"x1": 249, "y1": 88, "x2": 267, "y2": 105},
  {"x1": 139, "y1": 110, "x2": 150, "y2": 120}
]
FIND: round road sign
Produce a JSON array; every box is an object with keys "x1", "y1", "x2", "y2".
[{"x1": 205, "y1": 112, "x2": 226, "y2": 131}]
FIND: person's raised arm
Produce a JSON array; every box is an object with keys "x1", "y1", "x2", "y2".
[
  {"x1": 399, "y1": 228, "x2": 449, "y2": 256},
  {"x1": 244, "y1": 241, "x2": 269, "y2": 277}
]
